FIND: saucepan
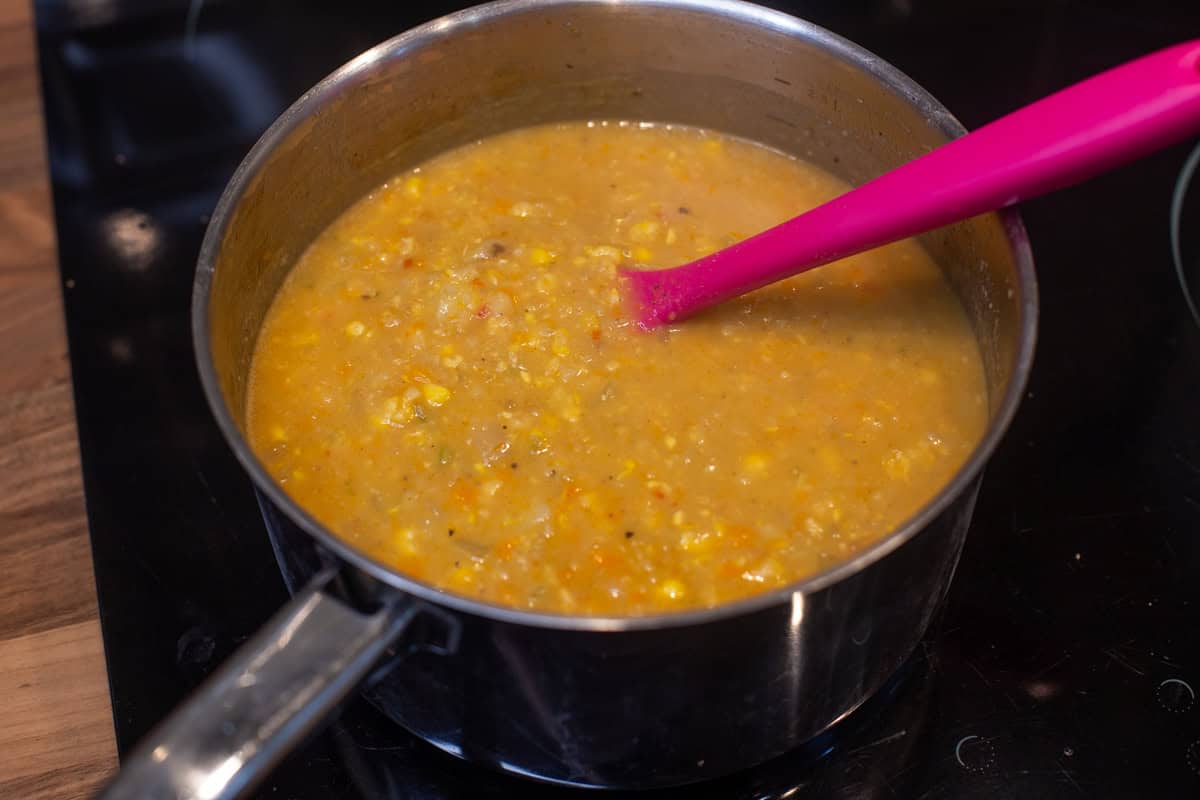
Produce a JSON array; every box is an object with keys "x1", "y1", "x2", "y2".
[{"x1": 98, "y1": 1, "x2": 1036, "y2": 797}]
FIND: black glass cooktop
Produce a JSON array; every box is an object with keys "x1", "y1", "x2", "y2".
[{"x1": 36, "y1": 1, "x2": 1200, "y2": 797}]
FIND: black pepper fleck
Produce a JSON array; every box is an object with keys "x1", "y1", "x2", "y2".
[
  {"x1": 510, "y1": 462, "x2": 518, "y2": 469},
  {"x1": 448, "y1": 529, "x2": 455, "y2": 536},
  {"x1": 625, "y1": 530, "x2": 635, "y2": 539},
  {"x1": 678, "y1": 206, "x2": 690, "y2": 214}
]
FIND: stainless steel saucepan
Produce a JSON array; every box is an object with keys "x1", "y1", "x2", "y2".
[{"x1": 98, "y1": 1, "x2": 1037, "y2": 797}]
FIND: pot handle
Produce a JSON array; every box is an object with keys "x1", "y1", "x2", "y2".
[{"x1": 96, "y1": 570, "x2": 435, "y2": 800}]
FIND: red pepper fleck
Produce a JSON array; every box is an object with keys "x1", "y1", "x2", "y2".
[
  {"x1": 475, "y1": 304, "x2": 491, "y2": 319},
  {"x1": 402, "y1": 257, "x2": 415, "y2": 269},
  {"x1": 591, "y1": 329, "x2": 602, "y2": 341},
  {"x1": 470, "y1": 277, "x2": 485, "y2": 287}
]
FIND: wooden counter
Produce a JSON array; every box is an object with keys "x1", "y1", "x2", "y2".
[{"x1": 0, "y1": 0, "x2": 119, "y2": 797}]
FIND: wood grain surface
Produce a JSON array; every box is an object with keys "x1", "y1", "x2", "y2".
[{"x1": 0, "y1": 0, "x2": 119, "y2": 797}]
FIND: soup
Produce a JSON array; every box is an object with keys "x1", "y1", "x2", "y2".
[{"x1": 246, "y1": 122, "x2": 987, "y2": 615}]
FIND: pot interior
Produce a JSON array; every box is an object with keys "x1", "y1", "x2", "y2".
[{"x1": 202, "y1": 0, "x2": 1033, "y2": 540}]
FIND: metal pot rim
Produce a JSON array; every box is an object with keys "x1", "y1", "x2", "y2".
[{"x1": 192, "y1": 0, "x2": 1038, "y2": 632}]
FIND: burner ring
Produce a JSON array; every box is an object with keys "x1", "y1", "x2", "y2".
[{"x1": 1170, "y1": 139, "x2": 1200, "y2": 328}]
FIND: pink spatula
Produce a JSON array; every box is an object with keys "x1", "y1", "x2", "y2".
[{"x1": 625, "y1": 39, "x2": 1200, "y2": 328}]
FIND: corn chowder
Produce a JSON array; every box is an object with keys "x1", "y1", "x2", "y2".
[{"x1": 247, "y1": 122, "x2": 987, "y2": 615}]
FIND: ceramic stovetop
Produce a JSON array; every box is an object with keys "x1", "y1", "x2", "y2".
[{"x1": 35, "y1": 0, "x2": 1200, "y2": 796}]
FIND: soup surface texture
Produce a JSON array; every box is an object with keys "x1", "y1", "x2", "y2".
[{"x1": 247, "y1": 122, "x2": 987, "y2": 615}]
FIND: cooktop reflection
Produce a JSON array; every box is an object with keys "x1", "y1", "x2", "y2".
[{"x1": 36, "y1": 0, "x2": 1200, "y2": 797}]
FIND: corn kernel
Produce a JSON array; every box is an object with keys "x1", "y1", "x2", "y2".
[
  {"x1": 743, "y1": 453, "x2": 768, "y2": 473},
  {"x1": 403, "y1": 176, "x2": 423, "y2": 198},
  {"x1": 657, "y1": 579, "x2": 687, "y2": 601},
  {"x1": 558, "y1": 396, "x2": 582, "y2": 423},
  {"x1": 509, "y1": 201, "x2": 536, "y2": 217},
  {"x1": 345, "y1": 320, "x2": 366, "y2": 337},
  {"x1": 633, "y1": 246, "x2": 654, "y2": 263},
  {"x1": 372, "y1": 396, "x2": 401, "y2": 427},
  {"x1": 448, "y1": 568, "x2": 475, "y2": 586},
  {"x1": 665, "y1": 227, "x2": 678, "y2": 245},
  {"x1": 679, "y1": 530, "x2": 714, "y2": 553},
  {"x1": 422, "y1": 384, "x2": 452, "y2": 407},
  {"x1": 672, "y1": 510, "x2": 686, "y2": 526},
  {"x1": 664, "y1": 435, "x2": 677, "y2": 450},
  {"x1": 269, "y1": 425, "x2": 287, "y2": 442},
  {"x1": 630, "y1": 220, "x2": 660, "y2": 242},
  {"x1": 646, "y1": 479, "x2": 673, "y2": 497},
  {"x1": 530, "y1": 247, "x2": 554, "y2": 265},
  {"x1": 394, "y1": 527, "x2": 419, "y2": 556},
  {"x1": 883, "y1": 449, "x2": 911, "y2": 479},
  {"x1": 585, "y1": 245, "x2": 622, "y2": 259},
  {"x1": 551, "y1": 331, "x2": 570, "y2": 358}
]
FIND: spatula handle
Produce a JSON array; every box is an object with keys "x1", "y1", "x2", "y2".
[{"x1": 639, "y1": 39, "x2": 1200, "y2": 325}]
